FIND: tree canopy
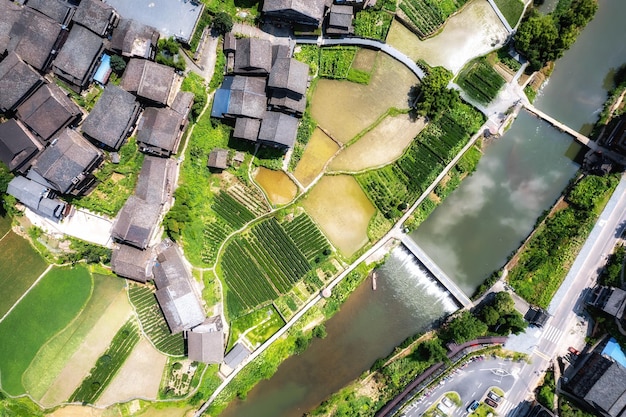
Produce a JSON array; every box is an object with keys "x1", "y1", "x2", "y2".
[
  {"x1": 412, "y1": 65, "x2": 460, "y2": 120},
  {"x1": 213, "y1": 12, "x2": 233, "y2": 35}
]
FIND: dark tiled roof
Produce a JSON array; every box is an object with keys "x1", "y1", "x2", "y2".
[
  {"x1": 258, "y1": 111, "x2": 299, "y2": 148},
  {"x1": 234, "y1": 37, "x2": 272, "y2": 75},
  {"x1": 110, "y1": 18, "x2": 160, "y2": 59},
  {"x1": 73, "y1": 0, "x2": 118, "y2": 36},
  {"x1": 136, "y1": 107, "x2": 184, "y2": 157},
  {"x1": 134, "y1": 155, "x2": 176, "y2": 205},
  {"x1": 17, "y1": 83, "x2": 81, "y2": 142},
  {"x1": 111, "y1": 195, "x2": 161, "y2": 249},
  {"x1": 207, "y1": 148, "x2": 229, "y2": 169},
  {"x1": 8, "y1": 8, "x2": 63, "y2": 71},
  {"x1": 271, "y1": 44, "x2": 291, "y2": 65},
  {"x1": 226, "y1": 76, "x2": 267, "y2": 119},
  {"x1": 111, "y1": 243, "x2": 154, "y2": 282},
  {"x1": 82, "y1": 84, "x2": 140, "y2": 150},
  {"x1": 153, "y1": 244, "x2": 205, "y2": 334},
  {"x1": 120, "y1": 58, "x2": 176, "y2": 105},
  {"x1": 224, "y1": 342, "x2": 251, "y2": 369},
  {"x1": 262, "y1": 0, "x2": 329, "y2": 26},
  {"x1": 0, "y1": 0, "x2": 21, "y2": 56},
  {"x1": 171, "y1": 91, "x2": 194, "y2": 118},
  {"x1": 7, "y1": 175, "x2": 66, "y2": 221},
  {"x1": 223, "y1": 32, "x2": 236, "y2": 52},
  {"x1": 31, "y1": 128, "x2": 103, "y2": 194},
  {"x1": 233, "y1": 117, "x2": 261, "y2": 142},
  {"x1": 0, "y1": 52, "x2": 44, "y2": 112},
  {"x1": 188, "y1": 318, "x2": 224, "y2": 364},
  {"x1": 268, "y1": 93, "x2": 307, "y2": 115},
  {"x1": 53, "y1": 24, "x2": 104, "y2": 89},
  {"x1": 26, "y1": 0, "x2": 74, "y2": 25},
  {"x1": 0, "y1": 119, "x2": 42, "y2": 173},
  {"x1": 268, "y1": 58, "x2": 309, "y2": 96},
  {"x1": 328, "y1": 4, "x2": 354, "y2": 32}
]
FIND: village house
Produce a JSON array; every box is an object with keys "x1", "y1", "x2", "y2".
[
  {"x1": 133, "y1": 155, "x2": 177, "y2": 206},
  {"x1": 326, "y1": 4, "x2": 354, "y2": 35},
  {"x1": 0, "y1": 52, "x2": 44, "y2": 113},
  {"x1": 111, "y1": 243, "x2": 155, "y2": 283},
  {"x1": 170, "y1": 90, "x2": 195, "y2": 121},
  {"x1": 120, "y1": 58, "x2": 177, "y2": 106},
  {"x1": 16, "y1": 83, "x2": 82, "y2": 143},
  {"x1": 0, "y1": 0, "x2": 21, "y2": 58},
  {"x1": 7, "y1": 7, "x2": 65, "y2": 72},
  {"x1": 223, "y1": 32, "x2": 236, "y2": 73},
  {"x1": 72, "y1": 0, "x2": 119, "y2": 37},
  {"x1": 188, "y1": 316, "x2": 224, "y2": 364},
  {"x1": 30, "y1": 127, "x2": 103, "y2": 195},
  {"x1": 233, "y1": 37, "x2": 273, "y2": 76},
  {"x1": 81, "y1": 84, "x2": 141, "y2": 151},
  {"x1": 262, "y1": 0, "x2": 330, "y2": 29},
  {"x1": 153, "y1": 243, "x2": 205, "y2": 334},
  {"x1": 52, "y1": 24, "x2": 105, "y2": 92},
  {"x1": 258, "y1": 111, "x2": 299, "y2": 148},
  {"x1": 0, "y1": 118, "x2": 43, "y2": 174},
  {"x1": 207, "y1": 148, "x2": 229, "y2": 170},
  {"x1": 6, "y1": 175, "x2": 67, "y2": 222},
  {"x1": 223, "y1": 342, "x2": 251, "y2": 372},
  {"x1": 226, "y1": 75, "x2": 268, "y2": 119},
  {"x1": 110, "y1": 18, "x2": 160, "y2": 60},
  {"x1": 25, "y1": 0, "x2": 74, "y2": 26},
  {"x1": 232, "y1": 117, "x2": 261, "y2": 142},
  {"x1": 267, "y1": 57, "x2": 309, "y2": 115},
  {"x1": 136, "y1": 107, "x2": 186, "y2": 157},
  {"x1": 587, "y1": 286, "x2": 626, "y2": 326}
]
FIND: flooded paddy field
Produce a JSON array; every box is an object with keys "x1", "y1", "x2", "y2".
[
  {"x1": 254, "y1": 167, "x2": 298, "y2": 206},
  {"x1": 293, "y1": 128, "x2": 340, "y2": 188}
]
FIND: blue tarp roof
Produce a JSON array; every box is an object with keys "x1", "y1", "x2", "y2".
[
  {"x1": 94, "y1": 54, "x2": 111, "y2": 85},
  {"x1": 602, "y1": 337, "x2": 626, "y2": 368},
  {"x1": 211, "y1": 88, "x2": 231, "y2": 118}
]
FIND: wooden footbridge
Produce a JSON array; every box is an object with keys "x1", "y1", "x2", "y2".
[{"x1": 399, "y1": 234, "x2": 473, "y2": 309}]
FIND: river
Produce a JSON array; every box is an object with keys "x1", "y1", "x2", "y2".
[{"x1": 218, "y1": 1, "x2": 626, "y2": 415}]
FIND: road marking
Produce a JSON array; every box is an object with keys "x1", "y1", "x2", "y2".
[
  {"x1": 499, "y1": 399, "x2": 513, "y2": 416},
  {"x1": 542, "y1": 325, "x2": 564, "y2": 344},
  {"x1": 534, "y1": 349, "x2": 552, "y2": 361}
]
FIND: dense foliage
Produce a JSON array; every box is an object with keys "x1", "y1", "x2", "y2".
[
  {"x1": 599, "y1": 244, "x2": 625, "y2": 287},
  {"x1": 514, "y1": 0, "x2": 598, "y2": 70},
  {"x1": 181, "y1": 72, "x2": 206, "y2": 122},
  {"x1": 413, "y1": 65, "x2": 459, "y2": 120},
  {"x1": 354, "y1": 10, "x2": 393, "y2": 41},
  {"x1": 212, "y1": 11, "x2": 233, "y2": 34},
  {"x1": 157, "y1": 37, "x2": 186, "y2": 72}
]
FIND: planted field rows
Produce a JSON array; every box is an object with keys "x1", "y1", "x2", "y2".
[
  {"x1": 212, "y1": 191, "x2": 255, "y2": 230},
  {"x1": 227, "y1": 183, "x2": 270, "y2": 217},
  {"x1": 69, "y1": 319, "x2": 140, "y2": 404},
  {"x1": 201, "y1": 219, "x2": 230, "y2": 265},
  {"x1": 398, "y1": 0, "x2": 468, "y2": 38},
  {"x1": 320, "y1": 47, "x2": 357, "y2": 79},
  {"x1": 222, "y1": 217, "x2": 329, "y2": 314},
  {"x1": 457, "y1": 59, "x2": 505, "y2": 104},
  {"x1": 129, "y1": 285, "x2": 185, "y2": 356}
]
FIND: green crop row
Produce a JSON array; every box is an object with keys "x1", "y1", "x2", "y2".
[
  {"x1": 282, "y1": 214, "x2": 331, "y2": 264},
  {"x1": 69, "y1": 319, "x2": 140, "y2": 404},
  {"x1": 457, "y1": 59, "x2": 505, "y2": 104},
  {"x1": 399, "y1": 0, "x2": 468, "y2": 38},
  {"x1": 319, "y1": 47, "x2": 357, "y2": 79},
  {"x1": 128, "y1": 285, "x2": 185, "y2": 356},
  {"x1": 212, "y1": 191, "x2": 255, "y2": 230}
]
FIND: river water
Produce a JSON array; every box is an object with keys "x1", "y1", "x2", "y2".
[{"x1": 219, "y1": 1, "x2": 626, "y2": 415}]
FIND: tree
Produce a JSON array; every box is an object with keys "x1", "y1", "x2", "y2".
[
  {"x1": 514, "y1": 11, "x2": 560, "y2": 70},
  {"x1": 110, "y1": 54, "x2": 126, "y2": 74},
  {"x1": 416, "y1": 339, "x2": 448, "y2": 363},
  {"x1": 442, "y1": 311, "x2": 488, "y2": 344},
  {"x1": 481, "y1": 306, "x2": 500, "y2": 327},
  {"x1": 313, "y1": 324, "x2": 327, "y2": 339},
  {"x1": 493, "y1": 291, "x2": 515, "y2": 315},
  {"x1": 413, "y1": 65, "x2": 459, "y2": 120},
  {"x1": 212, "y1": 12, "x2": 233, "y2": 35}
]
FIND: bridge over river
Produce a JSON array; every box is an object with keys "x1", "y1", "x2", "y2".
[{"x1": 399, "y1": 234, "x2": 473, "y2": 309}]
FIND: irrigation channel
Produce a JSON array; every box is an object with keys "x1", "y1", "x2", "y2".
[{"x1": 218, "y1": 1, "x2": 626, "y2": 416}]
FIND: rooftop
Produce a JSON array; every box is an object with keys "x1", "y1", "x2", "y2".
[
  {"x1": 258, "y1": 111, "x2": 299, "y2": 148},
  {"x1": 136, "y1": 107, "x2": 185, "y2": 157},
  {"x1": 73, "y1": 0, "x2": 118, "y2": 37},
  {"x1": 0, "y1": 52, "x2": 44, "y2": 113},
  {"x1": 111, "y1": 243, "x2": 154, "y2": 283},
  {"x1": 233, "y1": 117, "x2": 261, "y2": 142},
  {"x1": 188, "y1": 316, "x2": 224, "y2": 364},
  {"x1": 0, "y1": 119, "x2": 42, "y2": 173},
  {"x1": 207, "y1": 148, "x2": 229, "y2": 170},
  {"x1": 82, "y1": 84, "x2": 141, "y2": 150},
  {"x1": 224, "y1": 342, "x2": 251, "y2": 369},
  {"x1": 110, "y1": 195, "x2": 161, "y2": 249},
  {"x1": 262, "y1": 0, "x2": 329, "y2": 27},
  {"x1": 53, "y1": 24, "x2": 105, "y2": 90},
  {"x1": 26, "y1": 0, "x2": 74, "y2": 26},
  {"x1": 8, "y1": 7, "x2": 64, "y2": 71},
  {"x1": 0, "y1": 0, "x2": 21, "y2": 56},
  {"x1": 120, "y1": 58, "x2": 176, "y2": 106},
  {"x1": 234, "y1": 37, "x2": 273, "y2": 75},
  {"x1": 17, "y1": 83, "x2": 82, "y2": 142},
  {"x1": 110, "y1": 18, "x2": 160, "y2": 59},
  {"x1": 226, "y1": 76, "x2": 268, "y2": 119},
  {"x1": 134, "y1": 155, "x2": 176, "y2": 205},
  {"x1": 268, "y1": 58, "x2": 309, "y2": 96},
  {"x1": 7, "y1": 175, "x2": 66, "y2": 221}
]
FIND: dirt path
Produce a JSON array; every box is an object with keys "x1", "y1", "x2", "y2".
[
  {"x1": 40, "y1": 290, "x2": 133, "y2": 407},
  {"x1": 96, "y1": 338, "x2": 167, "y2": 407}
]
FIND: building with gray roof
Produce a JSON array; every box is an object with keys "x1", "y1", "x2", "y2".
[
  {"x1": 136, "y1": 107, "x2": 185, "y2": 157},
  {"x1": 8, "y1": 7, "x2": 64, "y2": 72},
  {"x1": 566, "y1": 352, "x2": 626, "y2": 417},
  {"x1": 153, "y1": 243, "x2": 205, "y2": 334},
  {"x1": 207, "y1": 148, "x2": 229, "y2": 170},
  {"x1": 111, "y1": 243, "x2": 154, "y2": 282},
  {"x1": 72, "y1": 0, "x2": 119, "y2": 37},
  {"x1": 188, "y1": 316, "x2": 224, "y2": 364},
  {"x1": 258, "y1": 111, "x2": 299, "y2": 148},
  {"x1": 111, "y1": 195, "x2": 161, "y2": 249},
  {"x1": 134, "y1": 155, "x2": 176, "y2": 205},
  {"x1": 0, "y1": 119, "x2": 42, "y2": 174},
  {"x1": 224, "y1": 342, "x2": 251, "y2": 370},
  {"x1": 0, "y1": 0, "x2": 21, "y2": 57},
  {"x1": 171, "y1": 91, "x2": 194, "y2": 120},
  {"x1": 0, "y1": 52, "x2": 44, "y2": 113},
  {"x1": 233, "y1": 117, "x2": 261, "y2": 142},
  {"x1": 226, "y1": 76, "x2": 267, "y2": 120},
  {"x1": 267, "y1": 57, "x2": 309, "y2": 115},
  {"x1": 110, "y1": 18, "x2": 160, "y2": 60},
  {"x1": 233, "y1": 37, "x2": 272, "y2": 76},
  {"x1": 26, "y1": 0, "x2": 75, "y2": 26},
  {"x1": 327, "y1": 4, "x2": 354, "y2": 35},
  {"x1": 120, "y1": 58, "x2": 176, "y2": 106},
  {"x1": 16, "y1": 83, "x2": 82, "y2": 143},
  {"x1": 6, "y1": 175, "x2": 66, "y2": 221},
  {"x1": 52, "y1": 24, "x2": 104, "y2": 92},
  {"x1": 82, "y1": 84, "x2": 141, "y2": 150},
  {"x1": 31, "y1": 128, "x2": 103, "y2": 195},
  {"x1": 262, "y1": 0, "x2": 330, "y2": 28}
]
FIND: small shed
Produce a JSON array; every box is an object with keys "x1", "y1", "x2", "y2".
[{"x1": 207, "y1": 148, "x2": 229, "y2": 170}]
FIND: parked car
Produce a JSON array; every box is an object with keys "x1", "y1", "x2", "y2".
[
  {"x1": 485, "y1": 398, "x2": 499, "y2": 408},
  {"x1": 442, "y1": 397, "x2": 454, "y2": 408},
  {"x1": 568, "y1": 346, "x2": 580, "y2": 355},
  {"x1": 467, "y1": 400, "x2": 480, "y2": 413},
  {"x1": 487, "y1": 391, "x2": 502, "y2": 402}
]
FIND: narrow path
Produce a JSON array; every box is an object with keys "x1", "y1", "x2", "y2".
[
  {"x1": 0, "y1": 264, "x2": 53, "y2": 324},
  {"x1": 485, "y1": 0, "x2": 514, "y2": 33}
]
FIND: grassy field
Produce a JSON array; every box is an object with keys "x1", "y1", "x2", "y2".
[
  {"x1": 0, "y1": 215, "x2": 11, "y2": 235},
  {"x1": 0, "y1": 266, "x2": 92, "y2": 395},
  {"x1": 0, "y1": 231, "x2": 48, "y2": 318},
  {"x1": 493, "y1": 0, "x2": 524, "y2": 27},
  {"x1": 22, "y1": 273, "x2": 125, "y2": 400},
  {"x1": 227, "y1": 306, "x2": 285, "y2": 350}
]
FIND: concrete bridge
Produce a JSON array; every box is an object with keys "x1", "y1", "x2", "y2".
[{"x1": 399, "y1": 234, "x2": 473, "y2": 309}]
